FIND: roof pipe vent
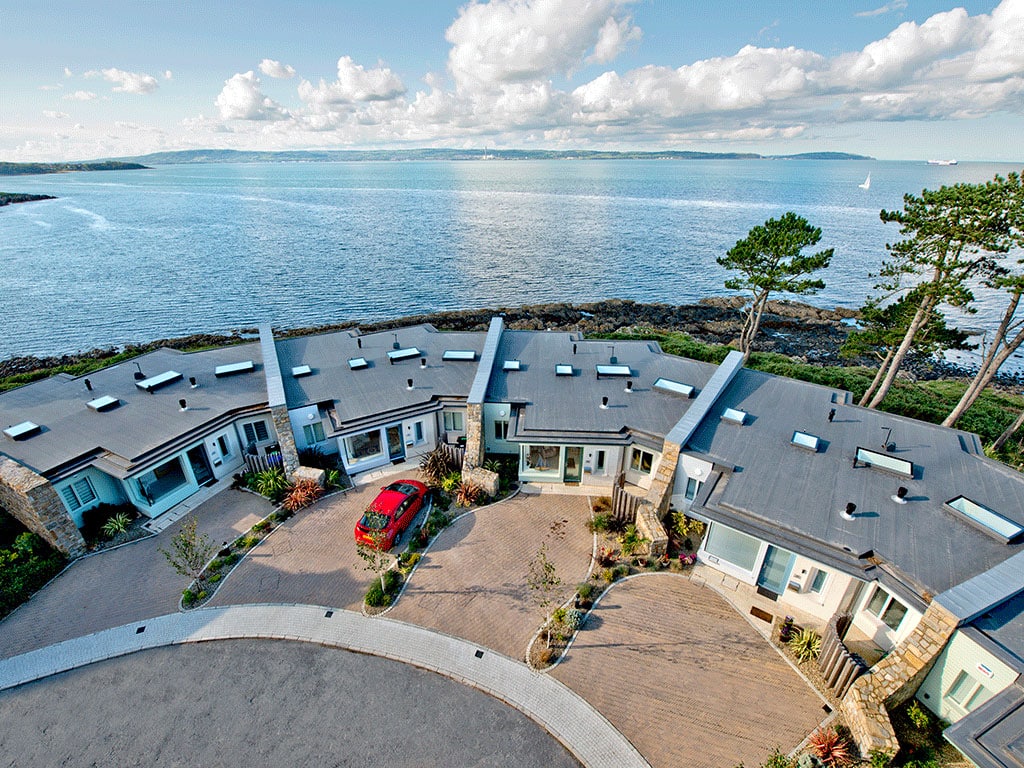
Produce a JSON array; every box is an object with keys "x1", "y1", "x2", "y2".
[
  {"x1": 600, "y1": 396, "x2": 609, "y2": 410},
  {"x1": 133, "y1": 362, "x2": 145, "y2": 381},
  {"x1": 189, "y1": 376, "x2": 198, "y2": 389},
  {"x1": 828, "y1": 408, "x2": 835, "y2": 423},
  {"x1": 407, "y1": 378, "x2": 414, "y2": 391},
  {"x1": 179, "y1": 399, "x2": 188, "y2": 412},
  {"x1": 393, "y1": 334, "x2": 401, "y2": 350},
  {"x1": 420, "y1": 357, "x2": 427, "y2": 369},
  {"x1": 84, "y1": 378, "x2": 92, "y2": 391},
  {"x1": 841, "y1": 502, "x2": 856, "y2": 521},
  {"x1": 891, "y1": 486, "x2": 909, "y2": 505},
  {"x1": 625, "y1": 380, "x2": 633, "y2": 393},
  {"x1": 357, "y1": 337, "x2": 362, "y2": 349},
  {"x1": 573, "y1": 343, "x2": 577, "y2": 355},
  {"x1": 608, "y1": 344, "x2": 616, "y2": 365}
]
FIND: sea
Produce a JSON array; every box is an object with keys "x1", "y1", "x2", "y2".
[{"x1": 1, "y1": 158, "x2": 1022, "y2": 361}]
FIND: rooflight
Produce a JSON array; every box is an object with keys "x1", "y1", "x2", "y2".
[
  {"x1": 86, "y1": 395, "x2": 120, "y2": 413},
  {"x1": 214, "y1": 360, "x2": 255, "y2": 377},
  {"x1": 503, "y1": 360, "x2": 521, "y2": 371},
  {"x1": 442, "y1": 350, "x2": 476, "y2": 361},
  {"x1": 348, "y1": 357, "x2": 369, "y2": 370},
  {"x1": 791, "y1": 431, "x2": 820, "y2": 452},
  {"x1": 596, "y1": 364, "x2": 631, "y2": 377},
  {"x1": 854, "y1": 446, "x2": 914, "y2": 478},
  {"x1": 135, "y1": 370, "x2": 183, "y2": 393},
  {"x1": 653, "y1": 378, "x2": 694, "y2": 397},
  {"x1": 291, "y1": 365, "x2": 312, "y2": 378},
  {"x1": 3, "y1": 421, "x2": 41, "y2": 440},
  {"x1": 555, "y1": 364, "x2": 573, "y2": 376},
  {"x1": 387, "y1": 347, "x2": 421, "y2": 363},
  {"x1": 946, "y1": 496, "x2": 1024, "y2": 543},
  {"x1": 721, "y1": 408, "x2": 747, "y2": 425}
]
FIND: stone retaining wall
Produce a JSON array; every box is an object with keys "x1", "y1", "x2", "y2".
[
  {"x1": 270, "y1": 405, "x2": 300, "y2": 479},
  {"x1": 0, "y1": 455, "x2": 86, "y2": 556}
]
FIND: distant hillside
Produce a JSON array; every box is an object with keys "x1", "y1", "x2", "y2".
[
  {"x1": 117, "y1": 148, "x2": 873, "y2": 165},
  {"x1": 0, "y1": 161, "x2": 148, "y2": 176},
  {"x1": 0, "y1": 192, "x2": 56, "y2": 206}
]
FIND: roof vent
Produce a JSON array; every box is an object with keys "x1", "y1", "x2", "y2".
[
  {"x1": 841, "y1": 502, "x2": 856, "y2": 521},
  {"x1": 292, "y1": 365, "x2": 313, "y2": 378},
  {"x1": 420, "y1": 357, "x2": 427, "y2": 368},
  {"x1": 135, "y1": 370, "x2": 183, "y2": 393},
  {"x1": 87, "y1": 395, "x2": 120, "y2": 412},
  {"x1": 595, "y1": 364, "x2": 631, "y2": 378},
  {"x1": 600, "y1": 396, "x2": 609, "y2": 409},
  {"x1": 946, "y1": 495, "x2": 1024, "y2": 543},
  {"x1": 387, "y1": 347, "x2": 421, "y2": 364},
  {"x1": 442, "y1": 350, "x2": 476, "y2": 361},
  {"x1": 555, "y1": 364, "x2": 573, "y2": 376},
  {"x1": 653, "y1": 378, "x2": 694, "y2": 398},
  {"x1": 828, "y1": 408, "x2": 836, "y2": 423},
  {"x1": 406, "y1": 378, "x2": 414, "y2": 391},
  {"x1": 214, "y1": 360, "x2": 255, "y2": 377},
  {"x1": 179, "y1": 399, "x2": 188, "y2": 412},
  {"x1": 891, "y1": 486, "x2": 909, "y2": 505},
  {"x1": 625, "y1": 380, "x2": 634, "y2": 393},
  {"x1": 721, "y1": 408, "x2": 747, "y2": 425},
  {"x1": 791, "y1": 431, "x2": 820, "y2": 452},
  {"x1": 189, "y1": 376, "x2": 198, "y2": 388},
  {"x1": 348, "y1": 357, "x2": 368, "y2": 370},
  {"x1": 84, "y1": 378, "x2": 92, "y2": 391},
  {"x1": 853, "y1": 447, "x2": 913, "y2": 478},
  {"x1": 503, "y1": 360, "x2": 521, "y2": 371},
  {"x1": 3, "y1": 421, "x2": 41, "y2": 440}
]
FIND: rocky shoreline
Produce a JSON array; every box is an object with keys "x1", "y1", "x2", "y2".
[{"x1": 0, "y1": 298, "x2": 1003, "y2": 386}]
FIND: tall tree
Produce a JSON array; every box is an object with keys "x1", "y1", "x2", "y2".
[
  {"x1": 526, "y1": 542, "x2": 561, "y2": 649},
  {"x1": 863, "y1": 176, "x2": 1016, "y2": 409},
  {"x1": 943, "y1": 172, "x2": 1024, "y2": 427},
  {"x1": 717, "y1": 212, "x2": 834, "y2": 360}
]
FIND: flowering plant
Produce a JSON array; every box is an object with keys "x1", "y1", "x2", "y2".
[{"x1": 679, "y1": 553, "x2": 697, "y2": 567}]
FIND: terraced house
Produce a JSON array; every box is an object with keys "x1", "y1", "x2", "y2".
[{"x1": 2, "y1": 316, "x2": 1024, "y2": 765}]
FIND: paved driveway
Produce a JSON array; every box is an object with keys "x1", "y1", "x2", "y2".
[
  {"x1": 0, "y1": 489, "x2": 268, "y2": 659},
  {"x1": 389, "y1": 493, "x2": 594, "y2": 659},
  {"x1": 209, "y1": 482, "x2": 397, "y2": 611},
  {"x1": 0, "y1": 639, "x2": 582, "y2": 767},
  {"x1": 552, "y1": 574, "x2": 828, "y2": 768}
]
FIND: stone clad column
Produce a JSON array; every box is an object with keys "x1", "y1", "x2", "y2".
[
  {"x1": 270, "y1": 405, "x2": 300, "y2": 478},
  {"x1": 0, "y1": 456, "x2": 86, "y2": 557}
]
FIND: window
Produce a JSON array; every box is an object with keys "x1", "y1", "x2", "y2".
[
  {"x1": 303, "y1": 422, "x2": 325, "y2": 445},
  {"x1": 703, "y1": 523, "x2": 761, "y2": 572},
  {"x1": 136, "y1": 458, "x2": 188, "y2": 505},
  {"x1": 444, "y1": 411, "x2": 464, "y2": 432},
  {"x1": 946, "y1": 671, "x2": 993, "y2": 713},
  {"x1": 630, "y1": 448, "x2": 654, "y2": 474},
  {"x1": 865, "y1": 586, "x2": 909, "y2": 631},
  {"x1": 61, "y1": 477, "x2": 97, "y2": 511},
  {"x1": 523, "y1": 445, "x2": 560, "y2": 472},
  {"x1": 810, "y1": 569, "x2": 829, "y2": 594},
  {"x1": 494, "y1": 420, "x2": 509, "y2": 440},
  {"x1": 413, "y1": 421, "x2": 424, "y2": 443},
  {"x1": 345, "y1": 430, "x2": 382, "y2": 462},
  {"x1": 217, "y1": 435, "x2": 231, "y2": 457},
  {"x1": 595, "y1": 450, "x2": 606, "y2": 472},
  {"x1": 243, "y1": 420, "x2": 270, "y2": 444},
  {"x1": 684, "y1": 477, "x2": 702, "y2": 501}
]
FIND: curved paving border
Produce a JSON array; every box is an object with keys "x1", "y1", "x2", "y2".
[{"x1": 0, "y1": 603, "x2": 649, "y2": 768}]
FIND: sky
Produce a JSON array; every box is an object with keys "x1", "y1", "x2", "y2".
[{"x1": 2, "y1": 0, "x2": 1023, "y2": 162}]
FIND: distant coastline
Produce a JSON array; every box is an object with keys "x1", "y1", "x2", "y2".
[
  {"x1": 0, "y1": 192, "x2": 56, "y2": 207},
  {"x1": 0, "y1": 161, "x2": 148, "y2": 177},
  {"x1": 111, "y1": 148, "x2": 873, "y2": 165}
]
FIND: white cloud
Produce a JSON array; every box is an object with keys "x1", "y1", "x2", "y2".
[
  {"x1": 968, "y1": 0, "x2": 1024, "y2": 81},
  {"x1": 164, "y1": 70, "x2": 173, "y2": 80},
  {"x1": 86, "y1": 67, "x2": 160, "y2": 94},
  {"x1": 298, "y1": 56, "x2": 405, "y2": 105},
  {"x1": 64, "y1": 90, "x2": 98, "y2": 101},
  {"x1": 63, "y1": 67, "x2": 72, "y2": 78},
  {"x1": 259, "y1": 58, "x2": 296, "y2": 79},
  {"x1": 42, "y1": 110, "x2": 69, "y2": 119},
  {"x1": 855, "y1": 1, "x2": 908, "y2": 18},
  {"x1": 215, "y1": 71, "x2": 289, "y2": 120},
  {"x1": 445, "y1": 0, "x2": 640, "y2": 89},
  {"x1": 39, "y1": 84, "x2": 62, "y2": 91}
]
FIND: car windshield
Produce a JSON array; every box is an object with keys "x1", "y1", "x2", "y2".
[
  {"x1": 359, "y1": 511, "x2": 390, "y2": 530},
  {"x1": 385, "y1": 482, "x2": 419, "y2": 496}
]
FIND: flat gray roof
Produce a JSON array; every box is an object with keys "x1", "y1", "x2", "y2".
[
  {"x1": 689, "y1": 368, "x2": 1024, "y2": 600},
  {"x1": 0, "y1": 344, "x2": 267, "y2": 478},
  {"x1": 274, "y1": 325, "x2": 484, "y2": 430},
  {"x1": 486, "y1": 331, "x2": 718, "y2": 444},
  {"x1": 945, "y1": 683, "x2": 1024, "y2": 768}
]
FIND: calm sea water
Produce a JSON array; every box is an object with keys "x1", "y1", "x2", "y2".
[{"x1": 1, "y1": 159, "x2": 1021, "y2": 360}]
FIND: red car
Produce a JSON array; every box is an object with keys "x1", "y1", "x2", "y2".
[{"x1": 354, "y1": 479, "x2": 429, "y2": 550}]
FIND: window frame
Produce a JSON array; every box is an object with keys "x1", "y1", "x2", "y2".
[
  {"x1": 810, "y1": 569, "x2": 829, "y2": 594},
  {"x1": 217, "y1": 435, "x2": 231, "y2": 458},
  {"x1": 630, "y1": 447, "x2": 654, "y2": 474},
  {"x1": 243, "y1": 420, "x2": 270, "y2": 444},
  {"x1": 443, "y1": 411, "x2": 465, "y2": 432},
  {"x1": 303, "y1": 421, "x2": 326, "y2": 445},
  {"x1": 945, "y1": 670, "x2": 992, "y2": 713},
  {"x1": 864, "y1": 585, "x2": 909, "y2": 631},
  {"x1": 61, "y1": 476, "x2": 97, "y2": 511},
  {"x1": 494, "y1": 419, "x2": 509, "y2": 440}
]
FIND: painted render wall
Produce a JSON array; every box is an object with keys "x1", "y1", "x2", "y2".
[
  {"x1": 53, "y1": 467, "x2": 127, "y2": 527},
  {"x1": 917, "y1": 630, "x2": 1019, "y2": 722}
]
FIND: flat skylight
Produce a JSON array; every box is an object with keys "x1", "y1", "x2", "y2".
[
  {"x1": 387, "y1": 347, "x2": 421, "y2": 363},
  {"x1": 653, "y1": 378, "x2": 694, "y2": 397},
  {"x1": 348, "y1": 357, "x2": 369, "y2": 370},
  {"x1": 721, "y1": 408, "x2": 747, "y2": 425},
  {"x1": 791, "y1": 431, "x2": 820, "y2": 451},
  {"x1": 214, "y1": 360, "x2": 255, "y2": 377},
  {"x1": 555, "y1": 364, "x2": 573, "y2": 376},
  {"x1": 291, "y1": 365, "x2": 313, "y2": 378},
  {"x1": 946, "y1": 496, "x2": 1024, "y2": 543},
  {"x1": 596, "y1": 364, "x2": 631, "y2": 377},
  {"x1": 854, "y1": 447, "x2": 914, "y2": 478},
  {"x1": 135, "y1": 370, "x2": 183, "y2": 393},
  {"x1": 87, "y1": 395, "x2": 120, "y2": 413},
  {"x1": 503, "y1": 360, "x2": 521, "y2": 371},
  {"x1": 3, "y1": 421, "x2": 41, "y2": 440},
  {"x1": 442, "y1": 350, "x2": 476, "y2": 361}
]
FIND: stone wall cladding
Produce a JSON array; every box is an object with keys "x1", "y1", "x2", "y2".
[
  {"x1": 636, "y1": 440, "x2": 682, "y2": 557},
  {"x1": 462, "y1": 402, "x2": 484, "y2": 473},
  {"x1": 270, "y1": 405, "x2": 300, "y2": 479},
  {"x1": 464, "y1": 466, "x2": 499, "y2": 497},
  {"x1": 292, "y1": 465, "x2": 326, "y2": 487},
  {"x1": 841, "y1": 601, "x2": 960, "y2": 757},
  {"x1": 0, "y1": 455, "x2": 86, "y2": 557}
]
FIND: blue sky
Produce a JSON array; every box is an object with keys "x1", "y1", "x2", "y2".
[{"x1": 2, "y1": 0, "x2": 1022, "y2": 161}]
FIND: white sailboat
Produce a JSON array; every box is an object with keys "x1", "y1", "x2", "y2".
[{"x1": 859, "y1": 173, "x2": 871, "y2": 190}]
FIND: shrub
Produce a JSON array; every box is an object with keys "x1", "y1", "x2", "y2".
[
  {"x1": 551, "y1": 606, "x2": 567, "y2": 625},
  {"x1": 420, "y1": 447, "x2": 460, "y2": 486},
  {"x1": 282, "y1": 479, "x2": 325, "y2": 512},
  {"x1": 182, "y1": 588, "x2": 197, "y2": 606},
  {"x1": 483, "y1": 458, "x2": 502, "y2": 473},
  {"x1": 365, "y1": 569, "x2": 402, "y2": 607},
  {"x1": 867, "y1": 750, "x2": 893, "y2": 768},
  {"x1": 252, "y1": 519, "x2": 271, "y2": 533},
  {"x1": 324, "y1": 468, "x2": 344, "y2": 489},
  {"x1": 576, "y1": 582, "x2": 595, "y2": 601},
  {"x1": 613, "y1": 564, "x2": 629, "y2": 580},
  {"x1": 764, "y1": 748, "x2": 795, "y2": 768},
  {"x1": 454, "y1": 481, "x2": 482, "y2": 507},
  {"x1": 79, "y1": 502, "x2": 134, "y2": 542},
  {"x1": 399, "y1": 552, "x2": 421, "y2": 571},
  {"x1": 587, "y1": 513, "x2": 612, "y2": 533},
  {"x1": 440, "y1": 471, "x2": 462, "y2": 493},
  {"x1": 253, "y1": 468, "x2": 289, "y2": 501},
  {"x1": 601, "y1": 568, "x2": 616, "y2": 583},
  {"x1": 237, "y1": 534, "x2": 261, "y2": 550},
  {"x1": 563, "y1": 608, "x2": 585, "y2": 630},
  {"x1": 618, "y1": 524, "x2": 648, "y2": 556},
  {"x1": 907, "y1": 700, "x2": 930, "y2": 730},
  {"x1": 596, "y1": 545, "x2": 616, "y2": 566},
  {"x1": 100, "y1": 512, "x2": 133, "y2": 539},
  {"x1": 0, "y1": 537, "x2": 65, "y2": 618},
  {"x1": 208, "y1": 573, "x2": 221, "y2": 583},
  {"x1": 671, "y1": 511, "x2": 705, "y2": 543},
  {"x1": 298, "y1": 445, "x2": 336, "y2": 469},
  {"x1": 808, "y1": 727, "x2": 853, "y2": 768},
  {"x1": 592, "y1": 496, "x2": 612, "y2": 514},
  {"x1": 788, "y1": 628, "x2": 822, "y2": 662}
]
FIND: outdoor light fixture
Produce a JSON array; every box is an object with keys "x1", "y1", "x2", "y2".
[
  {"x1": 133, "y1": 362, "x2": 145, "y2": 381},
  {"x1": 393, "y1": 333, "x2": 400, "y2": 350}
]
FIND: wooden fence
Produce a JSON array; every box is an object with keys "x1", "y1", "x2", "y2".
[
  {"x1": 611, "y1": 483, "x2": 643, "y2": 524},
  {"x1": 439, "y1": 442, "x2": 465, "y2": 469},
  {"x1": 818, "y1": 613, "x2": 869, "y2": 698},
  {"x1": 244, "y1": 451, "x2": 284, "y2": 474}
]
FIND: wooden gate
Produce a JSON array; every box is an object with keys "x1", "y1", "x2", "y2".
[
  {"x1": 611, "y1": 483, "x2": 643, "y2": 524},
  {"x1": 818, "y1": 614, "x2": 869, "y2": 698}
]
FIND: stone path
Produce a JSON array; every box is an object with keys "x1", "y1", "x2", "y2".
[
  {"x1": 390, "y1": 493, "x2": 594, "y2": 659},
  {"x1": 0, "y1": 489, "x2": 269, "y2": 659},
  {"x1": 552, "y1": 574, "x2": 829, "y2": 768},
  {"x1": 0, "y1": 605, "x2": 649, "y2": 768}
]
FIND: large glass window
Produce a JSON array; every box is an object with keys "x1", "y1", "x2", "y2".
[
  {"x1": 810, "y1": 569, "x2": 829, "y2": 594},
  {"x1": 522, "y1": 445, "x2": 561, "y2": 473},
  {"x1": 703, "y1": 523, "x2": 762, "y2": 572},
  {"x1": 443, "y1": 411, "x2": 464, "y2": 432},
  {"x1": 865, "y1": 586, "x2": 909, "y2": 631},
  {"x1": 136, "y1": 457, "x2": 188, "y2": 505},
  {"x1": 630, "y1": 448, "x2": 654, "y2": 474},
  {"x1": 345, "y1": 430, "x2": 383, "y2": 462},
  {"x1": 684, "y1": 477, "x2": 702, "y2": 501}
]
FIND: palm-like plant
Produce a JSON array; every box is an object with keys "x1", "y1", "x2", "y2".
[
  {"x1": 101, "y1": 511, "x2": 132, "y2": 538},
  {"x1": 808, "y1": 727, "x2": 854, "y2": 767}
]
